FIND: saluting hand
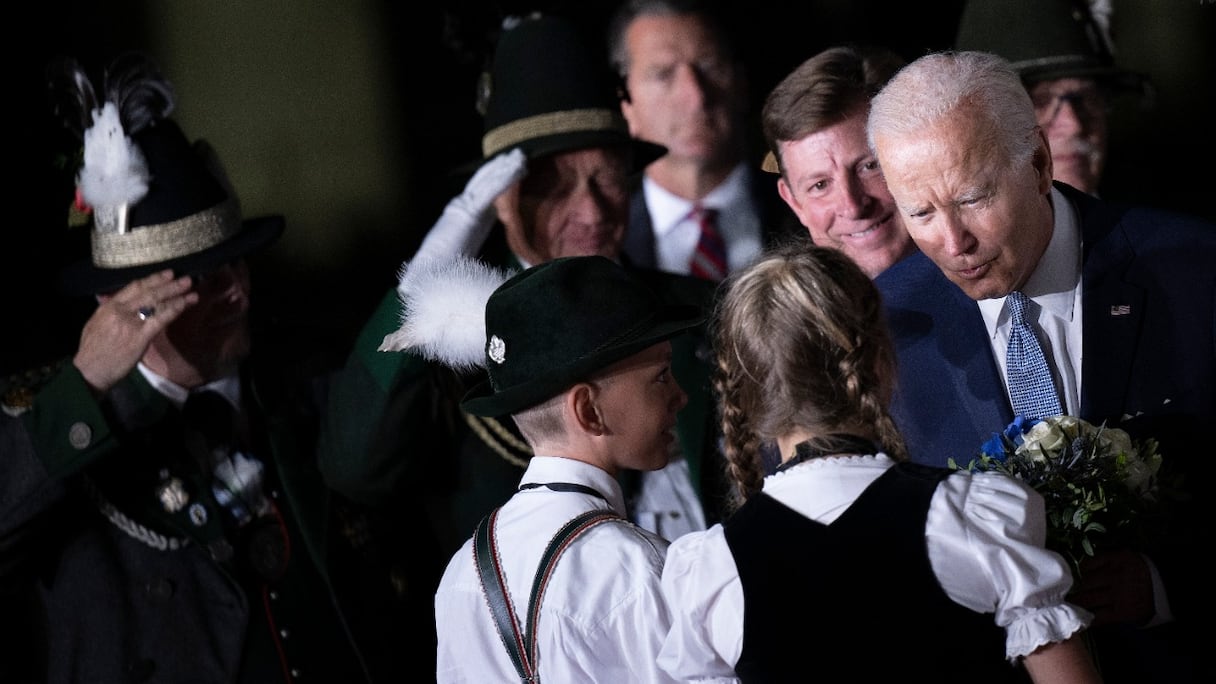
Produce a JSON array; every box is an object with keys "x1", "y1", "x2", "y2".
[{"x1": 73, "y1": 269, "x2": 198, "y2": 393}]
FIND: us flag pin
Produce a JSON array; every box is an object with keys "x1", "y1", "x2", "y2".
[{"x1": 1110, "y1": 304, "x2": 1131, "y2": 316}]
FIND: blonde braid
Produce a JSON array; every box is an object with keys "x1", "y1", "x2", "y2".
[
  {"x1": 711, "y1": 243, "x2": 908, "y2": 482},
  {"x1": 713, "y1": 347, "x2": 765, "y2": 512}
]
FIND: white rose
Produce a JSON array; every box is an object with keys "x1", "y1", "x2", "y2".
[
  {"x1": 1020, "y1": 419, "x2": 1069, "y2": 462},
  {"x1": 1054, "y1": 415, "x2": 1082, "y2": 437}
]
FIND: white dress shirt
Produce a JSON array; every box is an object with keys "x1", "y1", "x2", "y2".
[
  {"x1": 435, "y1": 456, "x2": 681, "y2": 683},
  {"x1": 629, "y1": 454, "x2": 707, "y2": 541},
  {"x1": 658, "y1": 453, "x2": 1091, "y2": 681},
  {"x1": 977, "y1": 186, "x2": 1084, "y2": 416},
  {"x1": 641, "y1": 163, "x2": 765, "y2": 276}
]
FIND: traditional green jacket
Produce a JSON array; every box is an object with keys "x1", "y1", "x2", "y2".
[{"x1": 0, "y1": 361, "x2": 370, "y2": 683}]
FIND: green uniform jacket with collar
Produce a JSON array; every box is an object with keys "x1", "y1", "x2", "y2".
[{"x1": 0, "y1": 361, "x2": 371, "y2": 684}]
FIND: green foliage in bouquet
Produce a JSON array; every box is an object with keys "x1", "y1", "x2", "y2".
[{"x1": 950, "y1": 415, "x2": 1164, "y2": 574}]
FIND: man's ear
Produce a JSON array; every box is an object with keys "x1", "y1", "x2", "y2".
[
  {"x1": 494, "y1": 183, "x2": 537, "y2": 263},
  {"x1": 569, "y1": 382, "x2": 605, "y2": 437},
  {"x1": 777, "y1": 176, "x2": 811, "y2": 230},
  {"x1": 1033, "y1": 127, "x2": 1054, "y2": 193},
  {"x1": 618, "y1": 79, "x2": 642, "y2": 138},
  {"x1": 777, "y1": 176, "x2": 797, "y2": 212},
  {"x1": 492, "y1": 182, "x2": 520, "y2": 230},
  {"x1": 615, "y1": 72, "x2": 631, "y2": 104}
]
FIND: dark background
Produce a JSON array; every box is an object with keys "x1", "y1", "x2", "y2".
[{"x1": 9, "y1": 0, "x2": 1215, "y2": 379}]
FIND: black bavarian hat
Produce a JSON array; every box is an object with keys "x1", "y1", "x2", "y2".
[
  {"x1": 55, "y1": 54, "x2": 283, "y2": 296},
  {"x1": 461, "y1": 255, "x2": 703, "y2": 417},
  {"x1": 954, "y1": 0, "x2": 1149, "y2": 93},
  {"x1": 470, "y1": 14, "x2": 665, "y2": 173}
]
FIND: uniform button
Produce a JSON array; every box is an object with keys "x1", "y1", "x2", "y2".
[
  {"x1": 279, "y1": 628, "x2": 290, "y2": 639},
  {"x1": 145, "y1": 578, "x2": 175, "y2": 601},
  {"x1": 290, "y1": 668, "x2": 301, "y2": 678},
  {"x1": 188, "y1": 502, "x2": 209, "y2": 526},
  {"x1": 268, "y1": 590, "x2": 279, "y2": 601},
  {"x1": 68, "y1": 422, "x2": 92, "y2": 449}
]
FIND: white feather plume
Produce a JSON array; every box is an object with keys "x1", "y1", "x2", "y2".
[
  {"x1": 378, "y1": 254, "x2": 514, "y2": 371},
  {"x1": 1088, "y1": 0, "x2": 1115, "y2": 55},
  {"x1": 78, "y1": 102, "x2": 149, "y2": 233}
]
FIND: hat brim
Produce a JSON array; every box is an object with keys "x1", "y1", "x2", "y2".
[
  {"x1": 459, "y1": 303, "x2": 703, "y2": 417},
  {"x1": 451, "y1": 134, "x2": 667, "y2": 181},
  {"x1": 1017, "y1": 60, "x2": 1149, "y2": 95},
  {"x1": 60, "y1": 215, "x2": 285, "y2": 296}
]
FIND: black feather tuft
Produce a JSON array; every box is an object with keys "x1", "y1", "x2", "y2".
[
  {"x1": 104, "y1": 52, "x2": 175, "y2": 135},
  {"x1": 45, "y1": 56, "x2": 98, "y2": 141}
]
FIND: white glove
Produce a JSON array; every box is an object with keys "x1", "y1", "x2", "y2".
[{"x1": 410, "y1": 147, "x2": 528, "y2": 265}]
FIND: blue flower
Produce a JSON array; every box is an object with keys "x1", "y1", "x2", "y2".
[
  {"x1": 980, "y1": 415, "x2": 1040, "y2": 461},
  {"x1": 956, "y1": 415, "x2": 1165, "y2": 574},
  {"x1": 979, "y1": 433, "x2": 1007, "y2": 461}
]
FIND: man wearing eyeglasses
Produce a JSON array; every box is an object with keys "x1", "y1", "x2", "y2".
[{"x1": 954, "y1": 0, "x2": 1150, "y2": 196}]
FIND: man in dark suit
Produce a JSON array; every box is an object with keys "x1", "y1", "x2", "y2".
[
  {"x1": 0, "y1": 54, "x2": 370, "y2": 683},
  {"x1": 607, "y1": 0, "x2": 800, "y2": 538},
  {"x1": 607, "y1": 0, "x2": 799, "y2": 277},
  {"x1": 869, "y1": 50, "x2": 1214, "y2": 684}
]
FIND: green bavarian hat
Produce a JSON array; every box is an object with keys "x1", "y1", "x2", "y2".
[
  {"x1": 475, "y1": 14, "x2": 665, "y2": 171},
  {"x1": 461, "y1": 255, "x2": 703, "y2": 417},
  {"x1": 55, "y1": 53, "x2": 283, "y2": 296},
  {"x1": 954, "y1": 0, "x2": 1149, "y2": 93}
]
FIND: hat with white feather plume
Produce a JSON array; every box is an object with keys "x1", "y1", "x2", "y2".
[
  {"x1": 48, "y1": 53, "x2": 284, "y2": 295},
  {"x1": 380, "y1": 254, "x2": 704, "y2": 417}
]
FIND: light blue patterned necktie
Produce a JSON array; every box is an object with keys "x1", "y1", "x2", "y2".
[{"x1": 1005, "y1": 291, "x2": 1063, "y2": 420}]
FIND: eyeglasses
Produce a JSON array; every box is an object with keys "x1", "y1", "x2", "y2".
[{"x1": 1031, "y1": 87, "x2": 1110, "y2": 126}]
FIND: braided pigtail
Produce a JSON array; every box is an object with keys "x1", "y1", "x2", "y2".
[
  {"x1": 712, "y1": 335, "x2": 765, "y2": 511},
  {"x1": 711, "y1": 243, "x2": 907, "y2": 481}
]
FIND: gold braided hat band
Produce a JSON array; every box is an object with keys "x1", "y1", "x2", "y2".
[
  {"x1": 482, "y1": 108, "x2": 627, "y2": 159},
  {"x1": 91, "y1": 198, "x2": 241, "y2": 268}
]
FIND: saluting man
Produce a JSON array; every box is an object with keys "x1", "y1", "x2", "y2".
[{"x1": 0, "y1": 53, "x2": 370, "y2": 683}]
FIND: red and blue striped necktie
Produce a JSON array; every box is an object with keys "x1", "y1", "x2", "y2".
[{"x1": 688, "y1": 204, "x2": 726, "y2": 281}]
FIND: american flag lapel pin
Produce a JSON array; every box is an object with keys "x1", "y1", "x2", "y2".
[{"x1": 1110, "y1": 304, "x2": 1131, "y2": 316}]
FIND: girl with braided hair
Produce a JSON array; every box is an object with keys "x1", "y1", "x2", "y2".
[{"x1": 657, "y1": 243, "x2": 1101, "y2": 683}]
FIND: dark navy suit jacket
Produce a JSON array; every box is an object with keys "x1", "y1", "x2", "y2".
[{"x1": 875, "y1": 181, "x2": 1216, "y2": 683}]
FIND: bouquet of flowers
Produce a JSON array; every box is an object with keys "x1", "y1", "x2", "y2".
[{"x1": 950, "y1": 415, "x2": 1164, "y2": 573}]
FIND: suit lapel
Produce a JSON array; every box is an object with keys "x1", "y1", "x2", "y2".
[
  {"x1": 623, "y1": 189, "x2": 658, "y2": 269},
  {"x1": 1071, "y1": 188, "x2": 1144, "y2": 419},
  {"x1": 934, "y1": 280, "x2": 1012, "y2": 442}
]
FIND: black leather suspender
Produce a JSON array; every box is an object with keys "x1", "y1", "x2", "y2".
[{"x1": 473, "y1": 506, "x2": 622, "y2": 682}]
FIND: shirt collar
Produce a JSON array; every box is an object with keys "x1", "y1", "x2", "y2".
[
  {"x1": 641, "y1": 162, "x2": 751, "y2": 237},
  {"x1": 518, "y1": 456, "x2": 628, "y2": 516},
  {"x1": 137, "y1": 363, "x2": 241, "y2": 411}
]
